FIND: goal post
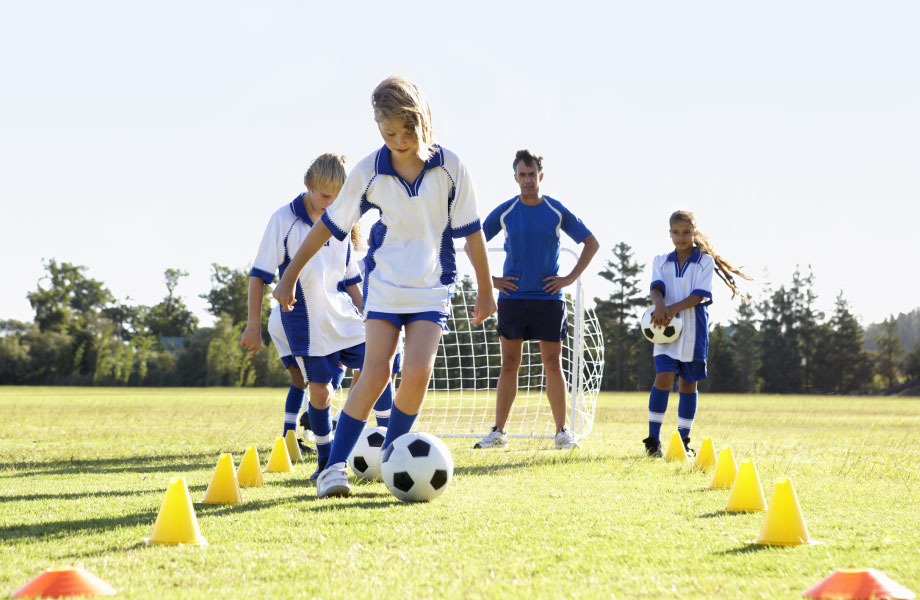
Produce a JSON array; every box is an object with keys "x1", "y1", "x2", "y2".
[{"x1": 330, "y1": 246, "x2": 604, "y2": 441}]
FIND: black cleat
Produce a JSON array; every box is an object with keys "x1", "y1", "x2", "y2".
[
  {"x1": 682, "y1": 436, "x2": 696, "y2": 457},
  {"x1": 309, "y1": 457, "x2": 329, "y2": 482},
  {"x1": 298, "y1": 439, "x2": 316, "y2": 455},
  {"x1": 299, "y1": 412, "x2": 312, "y2": 432},
  {"x1": 642, "y1": 437, "x2": 663, "y2": 458}
]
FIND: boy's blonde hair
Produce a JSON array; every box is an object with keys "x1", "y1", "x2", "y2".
[
  {"x1": 303, "y1": 153, "x2": 361, "y2": 249},
  {"x1": 669, "y1": 210, "x2": 751, "y2": 299},
  {"x1": 304, "y1": 153, "x2": 347, "y2": 192},
  {"x1": 372, "y1": 76, "x2": 435, "y2": 162}
]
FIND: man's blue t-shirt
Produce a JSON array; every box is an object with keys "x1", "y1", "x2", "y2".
[{"x1": 482, "y1": 195, "x2": 592, "y2": 300}]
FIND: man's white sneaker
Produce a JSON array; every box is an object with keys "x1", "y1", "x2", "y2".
[
  {"x1": 316, "y1": 462, "x2": 351, "y2": 498},
  {"x1": 554, "y1": 427, "x2": 580, "y2": 450},
  {"x1": 473, "y1": 427, "x2": 508, "y2": 449}
]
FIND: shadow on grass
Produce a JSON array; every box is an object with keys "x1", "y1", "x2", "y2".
[
  {"x1": 0, "y1": 497, "x2": 297, "y2": 545},
  {"x1": 0, "y1": 489, "x2": 159, "y2": 503},
  {"x1": 713, "y1": 543, "x2": 774, "y2": 555},
  {"x1": 0, "y1": 452, "x2": 227, "y2": 478}
]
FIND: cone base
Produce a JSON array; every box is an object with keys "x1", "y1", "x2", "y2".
[
  {"x1": 723, "y1": 507, "x2": 767, "y2": 513},
  {"x1": 144, "y1": 537, "x2": 208, "y2": 547},
  {"x1": 198, "y1": 499, "x2": 241, "y2": 505},
  {"x1": 750, "y1": 538, "x2": 821, "y2": 546}
]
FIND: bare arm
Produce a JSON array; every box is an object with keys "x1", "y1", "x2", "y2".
[
  {"x1": 240, "y1": 276, "x2": 266, "y2": 356},
  {"x1": 650, "y1": 286, "x2": 704, "y2": 328},
  {"x1": 346, "y1": 283, "x2": 363, "y2": 315},
  {"x1": 464, "y1": 231, "x2": 497, "y2": 326},
  {"x1": 272, "y1": 221, "x2": 334, "y2": 311},
  {"x1": 542, "y1": 234, "x2": 601, "y2": 294}
]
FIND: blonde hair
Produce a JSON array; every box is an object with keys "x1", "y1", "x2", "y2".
[
  {"x1": 670, "y1": 210, "x2": 751, "y2": 299},
  {"x1": 372, "y1": 76, "x2": 435, "y2": 161},
  {"x1": 303, "y1": 153, "x2": 361, "y2": 249}
]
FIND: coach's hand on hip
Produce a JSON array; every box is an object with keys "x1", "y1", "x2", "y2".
[{"x1": 542, "y1": 274, "x2": 575, "y2": 295}]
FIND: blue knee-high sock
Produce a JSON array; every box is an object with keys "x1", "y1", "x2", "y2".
[
  {"x1": 677, "y1": 392, "x2": 698, "y2": 439},
  {"x1": 326, "y1": 412, "x2": 367, "y2": 467},
  {"x1": 308, "y1": 404, "x2": 333, "y2": 461},
  {"x1": 331, "y1": 367, "x2": 346, "y2": 391},
  {"x1": 373, "y1": 381, "x2": 393, "y2": 428},
  {"x1": 382, "y1": 405, "x2": 418, "y2": 449},
  {"x1": 648, "y1": 387, "x2": 670, "y2": 440},
  {"x1": 283, "y1": 386, "x2": 305, "y2": 437}
]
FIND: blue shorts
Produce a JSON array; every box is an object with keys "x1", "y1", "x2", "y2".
[
  {"x1": 497, "y1": 298, "x2": 568, "y2": 342},
  {"x1": 654, "y1": 355, "x2": 708, "y2": 383},
  {"x1": 392, "y1": 351, "x2": 402, "y2": 375},
  {"x1": 366, "y1": 311, "x2": 450, "y2": 332},
  {"x1": 280, "y1": 355, "x2": 296, "y2": 369},
  {"x1": 296, "y1": 343, "x2": 366, "y2": 384}
]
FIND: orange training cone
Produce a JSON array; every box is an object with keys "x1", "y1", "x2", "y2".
[
  {"x1": 145, "y1": 477, "x2": 208, "y2": 546},
  {"x1": 802, "y1": 568, "x2": 915, "y2": 599},
  {"x1": 285, "y1": 429, "x2": 303, "y2": 463},
  {"x1": 724, "y1": 458, "x2": 767, "y2": 512},
  {"x1": 264, "y1": 436, "x2": 293, "y2": 473},
  {"x1": 693, "y1": 437, "x2": 717, "y2": 470},
  {"x1": 755, "y1": 477, "x2": 819, "y2": 546},
  {"x1": 710, "y1": 446, "x2": 738, "y2": 490},
  {"x1": 664, "y1": 431, "x2": 689, "y2": 462},
  {"x1": 201, "y1": 453, "x2": 242, "y2": 504},
  {"x1": 13, "y1": 567, "x2": 117, "y2": 598},
  {"x1": 237, "y1": 445, "x2": 263, "y2": 487}
]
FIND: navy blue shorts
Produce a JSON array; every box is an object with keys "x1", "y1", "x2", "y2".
[
  {"x1": 296, "y1": 343, "x2": 366, "y2": 384},
  {"x1": 654, "y1": 355, "x2": 708, "y2": 383},
  {"x1": 497, "y1": 298, "x2": 568, "y2": 342},
  {"x1": 366, "y1": 310, "x2": 450, "y2": 332}
]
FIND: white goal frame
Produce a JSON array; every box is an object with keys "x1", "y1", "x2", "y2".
[{"x1": 332, "y1": 245, "x2": 604, "y2": 441}]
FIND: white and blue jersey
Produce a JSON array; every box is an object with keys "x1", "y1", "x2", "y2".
[
  {"x1": 649, "y1": 248, "x2": 714, "y2": 363},
  {"x1": 482, "y1": 195, "x2": 591, "y2": 300},
  {"x1": 250, "y1": 195, "x2": 364, "y2": 357},
  {"x1": 321, "y1": 145, "x2": 481, "y2": 315}
]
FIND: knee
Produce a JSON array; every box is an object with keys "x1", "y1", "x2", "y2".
[
  {"x1": 308, "y1": 383, "x2": 332, "y2": 406},
  {"x1": 360, "y1": 365, "x2": 391, "y2": 391},
  {"x1": 500, "y1": 357, "x2": 522, "y2": 373},
  {"x1": 654, "y1": 372, "x2": 675, "y2": 390},
  {"x1": 541, "y1": 355, "x2": 562, "y2": 374}
]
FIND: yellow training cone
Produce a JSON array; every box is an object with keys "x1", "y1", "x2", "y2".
[
  {"x1": 693, "y1": 437, "x2": 717, "y2": 470},
  {"x1": 710, "y1": 446, "x2": 738, "y2": 489},
  {"x1": 664, "y1": 431, "x2": 689, "y2": 462},
  {"x1": 755, "y1": 477, "x2": 820, "y2": 546},
  {"x1": 145, "y1": 477, "x2": 208, "y2": 546},
  {"x1": 201, "y1": 453, "x2": 242, "y2": 504},
  {"x1": 724, "y1": 458, "x2": 767, "y2": 512},
  {"x1": 264, "y1": 436, "x2": 293, "y2": 473},
  {"x1": 285, "y1": 429, "x2": 303, "y2": 463},
  {"x1": 237, "y1": 445, "x2": 264, "y2": 487}
]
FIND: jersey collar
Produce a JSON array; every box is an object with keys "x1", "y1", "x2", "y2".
[
  {"x1": 666, "y1": 247, "x2": 702, "y2": 264},
  {"x1": 375, "y1": 144, "x2": 444, "y2": 177},
  {"x1": 291, "y1": 194, "x2": 315, "y2": 226}
]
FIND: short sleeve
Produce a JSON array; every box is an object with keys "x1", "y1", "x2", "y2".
[
  {"x1": 250, "y1": 212, "x2": 284, "y2": 284},
  {"x1": 650, "y1": 256, "x2": 666, "y2": 295},
  {"x1": 481, "y1": 202, "x2": 505, "y2": 242},
  {"x1": 692, "y1": 256, "x2": 714, "y2": 306},
  {"x1": 449, "y1": 160, "x2": 482, "y2": 238},
  {"x1": 342, "y1": 240, "x2": 362, "y2": 288},
  {"x1": 558, "y1": 203, "x2": 592, "y2": 243},
  {"x1": 322, "y1": 168, "x2": 369, "y2": 242}
]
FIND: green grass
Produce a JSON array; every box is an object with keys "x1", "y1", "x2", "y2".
[{"x1": 1, "y1": 387, "x2": 919, "y2": 599}]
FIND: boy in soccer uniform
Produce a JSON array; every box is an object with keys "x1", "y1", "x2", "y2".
[
  {"x1": 643, "y1": 210, "x2": 749, "y2": 457},
  {"x1": 242, "y1": 154, "x2": 389, "y2": 480},
  {"x1": 474, "y1": 150, "x2": 599, "y2": 450}
]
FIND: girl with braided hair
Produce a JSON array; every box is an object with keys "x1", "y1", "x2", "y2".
[{"x1": 643, "y1": 210, "x2": 751, "y2": 457}]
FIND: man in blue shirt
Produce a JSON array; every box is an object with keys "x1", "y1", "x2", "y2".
[{"x1": 474, "y1": 150, "x2": 599, "y2": 449}]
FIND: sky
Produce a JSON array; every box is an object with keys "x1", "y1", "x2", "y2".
[{"x1": 1, "y1": 1, "x2": 918, "y2": 330}]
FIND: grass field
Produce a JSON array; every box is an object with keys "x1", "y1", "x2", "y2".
[{"x1": 1, "y1": 387, "x2": 918, "y2": 599}]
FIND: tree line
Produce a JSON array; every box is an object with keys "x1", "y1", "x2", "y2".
[{"x1": 2, "y1": 251, "x2": 920, "y2": 393}]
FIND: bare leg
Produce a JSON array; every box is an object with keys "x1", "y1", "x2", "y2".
[
  {"x1": 392, "y1": 320, "x2": 443, "y2": 415},
  {"x1": 340, "y1": 319, "x2": 399, "y2": 420},
  {"x1": 494, "y1": 336, "x2": 523, "y2": 432},
  {"x1": 540, "y1": 340, "x2": 566, "y2": 432}
]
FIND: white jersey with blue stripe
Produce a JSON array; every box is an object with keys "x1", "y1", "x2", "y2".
[
  {"x1": 649, "y1": 248, "x2": 714, "y2": 362},
  {"x1": 322, "y1": 145, "x2": 481, "y2": 314},
  {"x1": 249, "y1": 195, "x2": 364, "y2": 357}
]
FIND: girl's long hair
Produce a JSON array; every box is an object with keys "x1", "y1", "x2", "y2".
[{"x1": 670, "y1": 210, "x2": 751, "y2": 299}]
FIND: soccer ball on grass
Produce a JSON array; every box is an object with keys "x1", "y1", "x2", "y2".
[
  {"x1": 349, "y1": 426, "x2": 386, "y2": 481},
  {"x1": 381, "y1": 432, "x2": 453, "y2": 502}
]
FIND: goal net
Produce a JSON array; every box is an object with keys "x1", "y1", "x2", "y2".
[{"x1": 333, "y1": 246, "x2": 604, "y2": 441}]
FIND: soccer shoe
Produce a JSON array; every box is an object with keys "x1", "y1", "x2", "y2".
[
  {"x1": 642, "y1": 437, "x2": 663, "y2": 458},
  {"x1": 299, "y1": 411, "x2": 312, "y2": 431},
  {"x1": 309, "y1": 457, "x2": 329, "y2": 482},
  {"x1": 681, "y1": 436, "x2": 696, "y2": 457},
  {"x1": 473, "y1": 427, "x2": 508, "y2": 449},
  {"x1": 298, "y1": 439, "x2": 317, "y2": 455},
  {"x1": 316, "y1": 462, "x2": 351, "y2": 498},
  {"x1": 554, "y1": 427, "x2": 580, "y2": 450}
]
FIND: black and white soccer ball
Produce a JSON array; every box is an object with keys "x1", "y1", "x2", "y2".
[
  {"x1": 640, "y1": 306, "x2": 682, "y2": 344},
  {"x1": 349, "y1": 426, "x2": 386, "y2": 481},
  {"x1": 381, "y1": 432, "x2": 453, "y2": 502}
]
